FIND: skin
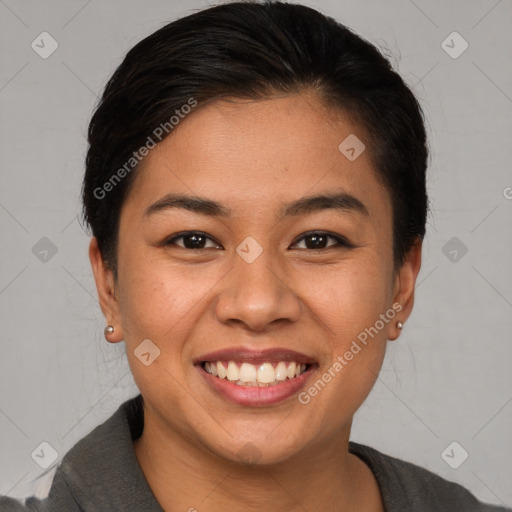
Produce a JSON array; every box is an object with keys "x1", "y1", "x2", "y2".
[{"x1": 90, "y1": 90, "x2": 422, "y2": 512}]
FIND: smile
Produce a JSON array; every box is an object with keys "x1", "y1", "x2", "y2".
[
  {"x1": 194, "y1": 348, "x2": 317, "y2": 406},
  {"x1": 202, "y1": 361, "x2": 310, "y2": 387}
]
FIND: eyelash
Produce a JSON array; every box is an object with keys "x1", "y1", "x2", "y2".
[{"x1": 163, "y1": 231, "x2": 353, "y2": 251}]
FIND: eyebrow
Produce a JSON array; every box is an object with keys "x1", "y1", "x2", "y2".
[{"x1": 144, "y1": 191, "x2": 369, "y2": 218}]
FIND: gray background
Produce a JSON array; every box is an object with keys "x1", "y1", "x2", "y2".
[{"x1": 1, "y1": 0, "x2": 511, "y2": 506}]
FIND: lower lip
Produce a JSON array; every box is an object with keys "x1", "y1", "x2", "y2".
[{"x1": 196, "y1": 364, "x2": 316, "y2": 406}]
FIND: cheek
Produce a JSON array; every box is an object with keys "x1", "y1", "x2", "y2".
[
  {"x1": 297, "y1": 268, "x2": 391, "y2": 432},
  {"x1": 117, "y1": 269, "x2": 186, "y2": 338},
  {"x1": 114, "y1": 260, "x2": 207, "y2": 399},
  {"x1": 304, "y1": 255, "x2": 393, "y2": 337},
  {"x1": 115, "y1": 253, "x2": 223, "y2": 346},
  {"x1": 323, "y1": 261, "x2": 393, "y2": 399}
]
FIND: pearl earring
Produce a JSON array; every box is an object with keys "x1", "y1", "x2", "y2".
[
  {"x1": 104, "y1": 325, "x2": 115, "y2": 337},
  {"x1": 397, "y1": 321, "x2": 403, "y2": 330}
]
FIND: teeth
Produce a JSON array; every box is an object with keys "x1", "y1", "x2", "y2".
[
  {"x1": 227, "y1": 361, "x2": 239, "y2": 381},
  {"x1": 217, "y1": 361, "x2": 227, "y2": 379},
  {"x1": 257, "y1": 362, "x2": 275, "y2": 383},
  {"x1": 275, "y1": 361, "x2": 287, "y2": 381},
  {"x1": 287, "y1": 362, "x2": 296, "y2": 379},
  {"x1": 203, "y1": 360, "x2": 309, "y2": 386},
  {"x1": 239, "y1": 362, "x2": 257, "y2": 382}
]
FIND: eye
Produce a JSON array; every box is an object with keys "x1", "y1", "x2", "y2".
[
  {"x1": 162, "y1": 230, "x2": 352, "y2": 251},
  {"x1": 164, "y1": 231, "x2": 222, "y2": 250},
  {"x1": 291, "y1": 231, "x2": 353, "y2": 250}
]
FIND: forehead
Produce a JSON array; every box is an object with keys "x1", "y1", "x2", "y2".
[{"x1": 122, "y1": 92, "x2": 392, "y2": 226}]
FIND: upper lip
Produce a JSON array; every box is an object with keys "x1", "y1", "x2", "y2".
[{"x1": 193, "y1": 347, "x2": 317, "y2": 366}]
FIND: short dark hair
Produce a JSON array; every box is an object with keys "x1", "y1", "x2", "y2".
[{"x1": 82, "y1": 0, "x2": 428, "y2": 271}]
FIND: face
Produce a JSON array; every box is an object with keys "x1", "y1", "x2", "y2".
[{"x1": 90, "y1": 91, "x2": 421, "y2": 465}]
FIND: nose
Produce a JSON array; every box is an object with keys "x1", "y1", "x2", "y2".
[{"x1": 214, "y1": 249, "x2": 302, "y2": 332}]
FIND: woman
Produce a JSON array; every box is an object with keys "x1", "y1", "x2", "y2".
[{"x1": 1, "y1": 1, "x2": 509, "y2": 511}]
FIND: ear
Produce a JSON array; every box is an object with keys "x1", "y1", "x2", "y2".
[
  {"x1": 389, "y1": 238, "x2": 422, "y2": 340},
  {"x1": 89, "y1": 237, "x2": 124, "y2": 343}
]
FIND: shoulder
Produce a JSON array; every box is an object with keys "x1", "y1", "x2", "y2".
[
  {"x1": 0, "y1": 496, "x2": 36, "y2": 511},
  {"x1": 0, "y1": 395, "x2": 155, "y2": 512},
  {"x1": 348, "y1": 441, "x2": 511, "y2": 512}
]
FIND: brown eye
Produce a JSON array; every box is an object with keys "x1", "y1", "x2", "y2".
[
  {"x1": 165, "y1": 232, "x2": 221, "y2": 250},
  {"x1": 292, "y1": 232, "x2": 352, "y2": 250}
]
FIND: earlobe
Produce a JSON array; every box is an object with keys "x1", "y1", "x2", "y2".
[
  {"x1": 390, "y1": 239, "x2": 423, "y2": 340},
  {"x1": 89, "y1": 238, "x2": 124, "y2": 343}
]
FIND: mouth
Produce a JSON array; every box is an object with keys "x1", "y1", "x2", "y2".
[
  {"x1": 194, "y1": 348, "x2": 317, "y2": 406},
  {"x1": 201, "y1": 360, "x2": 311, "y2": 387}
]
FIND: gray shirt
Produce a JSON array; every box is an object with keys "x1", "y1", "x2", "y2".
[{"x1": 1, "y1": 394, "x2": 510, "y2": 511}]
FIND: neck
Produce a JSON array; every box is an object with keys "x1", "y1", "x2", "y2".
[{"x1": 133, "y1": 404, "x2": 384, "y2": 512}]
